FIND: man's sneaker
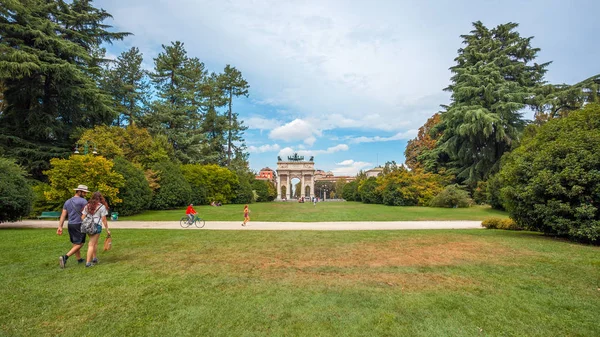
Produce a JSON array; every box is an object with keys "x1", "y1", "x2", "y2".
[
  {"x1": 77, "y1": 258, "x2": 85, "y2": 264},
  {"x1": 85, "y1": 262, "x2": 93, "y2": 268},
  {"x1": 59, "y1": 255, "x2": 66, "y2": 269},
  {"x1": 92, "y1": 258, "x2": 98, "y2": 265}
]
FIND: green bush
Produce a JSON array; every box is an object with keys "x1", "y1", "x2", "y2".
[
  {"x1": 482, "y1": 217, "x2": 521, "y2": 230},
  {"x1": 150, "y1": 161, "x2": 191, "y2": 209},
  {"x1": 113, "y1": 157, "x2": 152, "y2": 216},
  {"x1": 429, "y1": 184, "x2": 473, "y2": 208},
  {"x1": 30, "y1": 181, "x2": 62, "y2": 216},
  {"x1": 181, "y1": 164, "x2": 238, "y2": 204},
  {"x1": 252, "y1": 180, "x2": 277, "y2": 202},
  {"x1": 44, "y1": 154, "x2": 125, "y2": 205},
  {"x1": 358, "y1": 177, "x2": 382, "y2": 204},
  {"x1": 472, "y1": 181, "x2": 487, "y2": 205},
  {"x1": 0, "y1": 158, "x2": 34, "y2": 222},
  {"x1": 497, "y1": 103, "x2": 600, "y2": 244},
  {"x1": 377, "y1": 167, "x2": 446, "y2": 206},
  {"x1": 232, "y1": 177, "x2": 254, "y2": 204},
  {"x1": 342, "y1": 181, "x2": 359, "y2": 201},
  {"x1": 486, "y1": 174, "x2": 504, "y2": 210},
  {"x1": 481, "y1": 217, "x2": 501, "y2": 229}
]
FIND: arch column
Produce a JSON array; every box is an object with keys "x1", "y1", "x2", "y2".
[
  {"x1": 276, "y1": 174, "x2": 281, "y2": 200},
  {"x1": 301, "y1": 174, "x2": 306, "y2": 198}
]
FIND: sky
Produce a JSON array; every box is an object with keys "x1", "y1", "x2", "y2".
[{"x1": 97, "y1": 0, "x2": 600, "y2": 176}]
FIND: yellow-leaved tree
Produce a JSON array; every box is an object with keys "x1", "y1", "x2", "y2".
[{"x1": 44, "y1": 155, "x2": 125, "y2": 205}]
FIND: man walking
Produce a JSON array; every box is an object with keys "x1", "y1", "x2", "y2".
[{"x1": 57, "y1": 184, "x2": 90, "y2": 268}]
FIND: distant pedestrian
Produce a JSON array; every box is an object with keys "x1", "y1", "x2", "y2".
[
  {"x1": 81, "y1": 192, "x2": 111, "y2": 267},
  {"x1": 57, "y1": 184, "x2": 89, "y2": 269},
  {"x1": 242, "y1": 204, "x2": 250, "y2": 226},
  {"x1": 313, "y1": 197, "x2": 316, "y2": 206}
]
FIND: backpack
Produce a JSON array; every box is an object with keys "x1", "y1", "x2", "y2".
[{"x1": 81, "y1": 205, "x2": 103, "y2": 234}]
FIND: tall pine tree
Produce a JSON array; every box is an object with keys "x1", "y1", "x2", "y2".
[
  {"x1": 198, "y1": 72, "x2": 228, "y2": 165},
  {"x1": 218, "y1": 65, "x2": 249, "y2": 166},
  {"x1": 0, "y1": 0, "x2": 129, "y2": 178},
  {"x1": 146, "y1": 41, "x2": 206, "y2": 163},
  {"x1": 437, "y1": 21, "x2": 549, "y2": 185},
  {"x1": 103, "y1": 47, "x2": 150, "y2": 126}
]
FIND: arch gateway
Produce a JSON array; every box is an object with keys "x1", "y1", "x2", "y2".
[{"x1": 276, "y1": 153, "x2": 315, "y2": 200}]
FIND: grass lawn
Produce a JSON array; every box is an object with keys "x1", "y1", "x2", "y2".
[
  {"x1": 1, "y1": 229, "x2": 598, "y2": 336},
  {"x1": 120, "y1": 202, "x2": 508, "y2": 221}
]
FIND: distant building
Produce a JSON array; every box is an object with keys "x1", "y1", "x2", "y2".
[
  {"x1": 255, "y1": 167, "x2": 276, "y2": 183},
  {"x1": 365, "y1": 167, "x2": 384, "y2": 178},
  {"x1": 314, "y1": 169, "x2": 355, "y2": 183}
]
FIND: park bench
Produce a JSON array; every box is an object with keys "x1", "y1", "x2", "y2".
[{"x1": 38, "y1": 211, "x2": 61, "y2": 219}]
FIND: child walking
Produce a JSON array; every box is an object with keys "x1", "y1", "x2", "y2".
[{"x1": 242, "y1": 204, "x2": 250, "y2": 226}]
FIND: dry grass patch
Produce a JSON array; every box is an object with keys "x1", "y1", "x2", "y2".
[{"x1": 142, "y1": 235, "x2": 524, "y2": 290}]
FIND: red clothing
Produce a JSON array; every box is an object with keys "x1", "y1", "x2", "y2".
[{"x1": 186, "y1": 205, "x2": 197, "y2": 215}]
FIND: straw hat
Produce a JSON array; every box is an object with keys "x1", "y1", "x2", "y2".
[{"x1": 73, "y1": 184, "x2": 90, "y2": 193}]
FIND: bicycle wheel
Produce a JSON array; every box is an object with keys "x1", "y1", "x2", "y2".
[
  {"x1": 180, "y1": 216, "x2": 191, "y2": 228},
  {"x1": 194, "y1": 218, "x2": 205, "y2": 228}
]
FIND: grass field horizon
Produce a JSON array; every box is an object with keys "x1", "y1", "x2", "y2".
[
  {"x1": 120, "y1": 202, "x2": 508, "y2": 222},
  {"x1": 1, "y1": 228, "x2": 598, "y2": 336}
]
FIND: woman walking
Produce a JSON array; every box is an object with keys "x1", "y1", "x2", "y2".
[
  {"x1": 81, "y1": 192, "x2": 111, "y2": 267},
  {"x1": 242, "y1": 204, "x2": 250, "y2": 226}
]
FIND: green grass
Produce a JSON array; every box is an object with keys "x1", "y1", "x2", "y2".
[
  {"x1": 120, "y1": 202, "x2": 508, "y2": 221},
  {"x1": 1, "y1": 229, "x2": 598, "y2": 336}
]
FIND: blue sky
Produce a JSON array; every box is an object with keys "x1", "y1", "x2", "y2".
[{"x1": 97, "y1": 0, "x2": 600, "y2": 175}]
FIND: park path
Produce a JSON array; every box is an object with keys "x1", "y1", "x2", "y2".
[{"x1": 0, "y1": 220, "x2": 482, "y2": 230}]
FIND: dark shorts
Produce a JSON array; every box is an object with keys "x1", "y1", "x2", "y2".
[{"x1": 67, "y1": 223, "x2": 86, "y2": 244}]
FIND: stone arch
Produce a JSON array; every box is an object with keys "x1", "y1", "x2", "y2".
[{"x1": 276, "y1": 155, "x2": 315, "y2": 200}]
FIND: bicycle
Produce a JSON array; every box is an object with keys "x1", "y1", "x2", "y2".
[{"x1": 180, "y1": 214, "x2": 205, "y2": 228}]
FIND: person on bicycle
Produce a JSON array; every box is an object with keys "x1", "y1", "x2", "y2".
[{"x1": 185, "y1": 204, "x2": 197, "y2": 224}]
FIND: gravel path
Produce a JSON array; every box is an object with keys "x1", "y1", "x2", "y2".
[{"x1": 0, "y1": 220, "x2": 482, "y2": 230}]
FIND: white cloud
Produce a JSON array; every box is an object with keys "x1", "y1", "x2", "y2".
[
  {"x1": 336, "y1": 159, "x2": 354, "y2": 166},
  {"x1": 247, "y1": 144, "x2": 280, "y2": 153},
  {"x1": 278, "y1": 144, "x2": 349, "y2": 158},
  {"x1": 104, "y1": 0, "x2": 458, "y2": 133},
  {"x1": 245, "y1": 116, "x2": 281, "y2": 130},
  {"x1": 347, "y1": 130, "x2": 418, "y2": 144},
  {"x1": 269, "y1": 119, "x2": 322, "y2": 145},
  {"x1": 331, "y1": 160, "x2": 373, "y2": 176},
  {"x1": 304, "y1": 136, "x2": 316, "y2": 146}
]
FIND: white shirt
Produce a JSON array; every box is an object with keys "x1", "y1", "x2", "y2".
[{"x1": 82, "y1": 204, "x2": 108, "y2": 224}]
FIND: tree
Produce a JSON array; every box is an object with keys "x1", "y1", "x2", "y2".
[
  {"x1": 0, "y1": 158, "x2": 34, "y2": 222},
  {"x1": 429, "y1": 184, "x2": 473, "y2": 208},
  {"x1": 112, "y1": 157, "x2": 152, "y2": 216},
  {"x1": 44, "y1": 154, "x2": 125, "y2": 205},
  {"x1": 497, "y1": 103, "x2": 600, "y2": 244},
  {"x1": 436, "y1": 21, "x2": 549, "y2": 185},
  {"x1": 342, "y1": 181, "x2": 359, "y2": 201},
  {"x1": 103, "y1": 47, "x2": 150, "y2": 126},
  {"x1": 404, "y1": 113, "x2": 442, "y2": 170},
  {"x1": 293, "y1": 181, "x2": 302, "y2": 199},
  {"x1": 198, "y1": 72, "x2": 228, "y2": 165},
  {"x1": 146, "y1": 41, "x2": 206, "y2": 163},
  {"x1": 252, "y1": 180, "x2": 277, "y2": 202},
  {"x1": 0, "y1": 0, "x2": 129, "y2": 178},
  {"x1": 358, "y1": 177, "x2": 382, "y2": 204},
  {"x1": 315, "y1": 181, "x2": 335, "y2": 200},
  {"x1": 334, "y1": 178, "x2": 347, "y2": 199},
  {"x1": 377, "y1": 163, "x2": 447, "y2": 206},
  {"x1": 150, "y1": 161, "x2": 191, "y2": 209},
  {"x1": 77, "y1": 125, "x2": 172, "y2": 167},
  {"x1": 531, "y1": 74, "x2": 600, "y2": 124},
  {"x1": 218, "y1": 65, "x2": 249, "y2": 166},
  {"x1": 231, "y1": 169, "x2": 254, "y2": 204},
  {"x1": 181, "y1": 164, "x2": 238, "y2": 204}
]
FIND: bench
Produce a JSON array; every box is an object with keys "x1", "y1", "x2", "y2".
[{"x1": 38, "y1": 211, "x2": 62, "y2": 219}]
